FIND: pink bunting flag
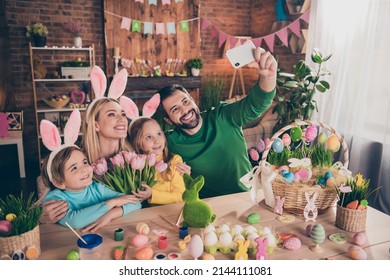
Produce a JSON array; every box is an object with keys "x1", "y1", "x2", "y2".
[
  {"x1": 201, "y1": 18, "x2": 211, "y2": 31},
  {"x1": 156, "y1": 22, "x2": 165, "y2": 34},
  {"x1": 121, "y1": 17, "x2": 131, "y2": 31},
  {"x1": 251, "y1": 38, "x2": 263, "y2": 48},
  {"x1": 162, "y1": 0, "x2": 171, "y2": 5},
  {"x1": 218, "y1": 31, "x2": 227, "y2": 48},
  {"x1": 301, "y1": 10, "x2": 310, "y2": 23},
  {"x1": 276, "y1": 27, "x2": 289, "y2": 47},
  {"x1": 288, "y1": 19, "x2": 302, "y2": 38},
  {"x1": 263, "y1": 34, "x2": 275, "y2": 53},
  {"x1": 229, "y1": 36, "x2": 238, "y2": 48},
  {"x1": 210, "y1": 26, "x2": 218, "y2": 40},
  {"x1": 135, "y1": 0, "x2": 144, "y2": 3}
]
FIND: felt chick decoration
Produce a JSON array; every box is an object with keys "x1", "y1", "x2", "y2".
[{"x1": 182, "y1": 174, "x2": 216, "y2": 228}]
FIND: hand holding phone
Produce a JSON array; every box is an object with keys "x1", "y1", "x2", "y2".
[{"x1": 225, "y1": 41, "x2": 256, "y2": 69}]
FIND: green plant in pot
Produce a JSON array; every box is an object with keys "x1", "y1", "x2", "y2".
[
  {"x1": 187, "y1": 58, "x2": 203, "y2": 77},
  {"x1": 26, "y1": 22, "x2": 49, "y2": 47},
  {"x1": 200, "y1": 74, "x2": 224, "y2": 111},
  {"x1": 272, "y1": 49, "x2": 332, "y2": 133}
]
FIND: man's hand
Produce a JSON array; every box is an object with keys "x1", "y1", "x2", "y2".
[
  {"x1": 247, "y1": 47, "x2": 277, "y2": 92},
  {"x1": 40, "y1": 200, "x2": 68, "y2": 224}
]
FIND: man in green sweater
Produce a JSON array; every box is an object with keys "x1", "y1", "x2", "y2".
[{"x1": 157, "y1": 47, "x2": 277, "y2": 198}]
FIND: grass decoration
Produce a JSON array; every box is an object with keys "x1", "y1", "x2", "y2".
[
  {"x1": 0, "y1": 192, "x2": 42, "y2": 237},
  {"x1": 311, "y1": 145, "x2": 333, "y2": 167}
]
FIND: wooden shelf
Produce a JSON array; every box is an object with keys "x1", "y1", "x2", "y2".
[{"x1": 125, "y1": 76, "x2": 201, "y2": 91}]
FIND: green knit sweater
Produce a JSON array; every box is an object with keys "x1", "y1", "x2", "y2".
[{"x1": 166, "y1": 83, "x2": 275, "y2": 198}]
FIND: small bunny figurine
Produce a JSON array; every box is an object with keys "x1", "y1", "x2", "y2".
[
  {"x1": 182, "y1": 174, "x2": 216, "y2": 228},
  {"x1": 288, "y1": 158, "x2": 313, "y2": 182},
  {"x1": 303, "y1": 192, "x2": 319, "y2": 222},
  {"x1": 234, "y1": 239, "x2": 250, "y2": 260},
  {"x1": 255, "y1": 237, "x2": 269, "y2": 260},
  {"x1": 274, "y1": 196, "x2": 285, "y2": 215}
]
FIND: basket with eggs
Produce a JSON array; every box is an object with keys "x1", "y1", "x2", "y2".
[{"x1": 43, "y1": 95, "x2": 70, "y2": 109}]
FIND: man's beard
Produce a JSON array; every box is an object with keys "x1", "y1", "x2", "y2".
[{"x1": 173, "y1": 108, "x2": 200, "y2": 130}]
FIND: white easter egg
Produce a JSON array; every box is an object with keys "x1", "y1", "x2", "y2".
[
  {"x1": 244, "y1": 225, "x2": 257, "y2": 234},
  {"x1": 247, "y1": 232, "x2": 259, "y2": 241},
  {"x1": 204, "y1": 232, "x2": 218, "y2": 246},
  {"x1": 233, "y1": 234, "x2": 245, "y2": 242},
  {"x1": 232, "y1": 224, "x2": 243, "y2": 236},
  {"x1": 219, "y1": 232, "x2": 233, "y2": 246},
  {"x1": 265, "y1": 233, "x2": 276, "y2": 247},
  {"x1": 219, "y1": 224, "x2": 230, "y2": 233},
  {"x1": 262, "y1": 227, "x2": 271, "y2": 236},
  {"x1": 188, "y1": 235, "x2": 204, "y2": 259},
  {"x1": 204, "y1": 224, "x2": 216, "y2": 234}
]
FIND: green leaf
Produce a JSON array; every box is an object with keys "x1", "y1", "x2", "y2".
[
  {"x1": 319, "y1": 80, "x2": 330, "y2": 89},
  {"x1": 315, "y1": 84, "x2": 326, "y2": 92},
  {"x1": 322, "y1": 54, "x2": 333, "y2": 61}
]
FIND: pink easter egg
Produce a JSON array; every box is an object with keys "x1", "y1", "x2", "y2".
[
  {"x1": 284, "y1": 237, "x2": 302, "y2": 250},
  {"x1": 348, "y1": 245, "x2": 367, "y2": 260},
  {"x1": 353, "y1": 232, "x2": 367, "y2": 246},
  {"x1": 282, "y1": 133, "x2": 291, "y2": 146},
  {"x1": 305, "y1": 125, "x2": 318, "y2": 142},
  {"x1": 293, "y1": 172, "x2": 301, "y2": 182},
  {"x1": 256, "y1": 139, "x2": 265, "y2": 153},
  {"x1": 131, "y1": 234, "x2": 149, "y2": 248},
  {"x1": 249, "y1": 148, "x2": 259, "y2": 161},
  {"x1": 278, "y1": 165, "x2": 289, "y2": 173},
  {"x1": 0, "y1": 220, "x2": 12, "y2": 234}
]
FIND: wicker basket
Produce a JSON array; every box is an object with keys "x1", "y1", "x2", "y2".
[
  {"x1": 335, "y1": 205, "x2": 367, "y2": 232},
  {"x1": 260, "y1": 120, "x2": 349, "y2": 215},
  {"x1": 0, "y1": 225, "x2": 40, "y2": 257}
]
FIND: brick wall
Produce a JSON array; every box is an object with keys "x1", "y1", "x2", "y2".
[{"x1": 3, "y1": 0, "x2": 305, "y2": 179}]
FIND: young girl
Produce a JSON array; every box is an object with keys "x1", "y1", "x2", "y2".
[
  {"x1": 41, "y1": 110, "x2": 141, "y2": 231},
  {"x1": 126, "y1": 94, "x2": 191, "y2": 205}
]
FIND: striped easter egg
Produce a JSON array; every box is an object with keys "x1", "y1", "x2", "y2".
[{"x1": 310, "y1": 224, "x2": 325, "y2": 245}]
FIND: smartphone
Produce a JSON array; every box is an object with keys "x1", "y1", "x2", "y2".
[{"x1": 225, "y1": 41, "x2": 256, "y2": 69}]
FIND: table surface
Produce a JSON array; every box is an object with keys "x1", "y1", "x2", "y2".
[{"x1": 38, "y1": 191, "x2": 390, "y2": 260}]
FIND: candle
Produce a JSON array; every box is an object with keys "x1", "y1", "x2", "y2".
[{"x1": 114, "y1": 47, "x2": 120, "y2": 57}]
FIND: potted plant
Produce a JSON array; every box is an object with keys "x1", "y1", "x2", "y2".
[
  {"x1": 272, "y1": 48, "x2": 332, "y2": 133},
  {"x1": 26, "y1": 22, "x2": 49, "y2": 47},
  {"x1": 200, "y1": 74, "x2": 224, "y2": 111},
  {"x1": 64, "y1": 20, "x2": 82, "y2": 48},
  {"x1": 187, "y1": 58, "x2": 203, "y2": 76}
]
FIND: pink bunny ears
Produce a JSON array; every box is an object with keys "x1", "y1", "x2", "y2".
[
  {"x1": 125, "y1": 93, "x2": 161, "y2": 130},
  {"x1": 40, "y1": 109, "x2": 81, "y2": 182},
  {"x1": 86, "y1": 65, "x2": 132, "y2": 118}
]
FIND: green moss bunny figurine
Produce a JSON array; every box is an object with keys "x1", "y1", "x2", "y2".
[{"x1": 182, "y1": 174, "x2": 216, "y2": 228}]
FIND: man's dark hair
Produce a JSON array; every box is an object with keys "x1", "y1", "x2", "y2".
[{"x1": 157, "y1": 84, "x2": 190, "y2": 117}]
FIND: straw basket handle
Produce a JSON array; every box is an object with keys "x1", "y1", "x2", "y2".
[{"x1": 260, "y1": 120, "x2": 349, "y2": 168}]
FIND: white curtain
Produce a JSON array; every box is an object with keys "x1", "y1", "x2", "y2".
[{"x1": 306, "y1": 0, "x2": 390, "y2": 214}]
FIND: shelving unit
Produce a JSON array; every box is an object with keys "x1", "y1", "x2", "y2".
[{"x1": 29, "y1": 43, "x2": 95, "y2": 165}]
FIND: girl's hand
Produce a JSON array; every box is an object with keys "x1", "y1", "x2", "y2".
[
  {"x1": 176, "y1": 162, "x2": 191, "y2": 175},
  {"x1": 132, "y1": 184, "x2": 152, "y2": 201},
  {"x1": 106, "y1": 195, "x2": 139, "y2": 209},
  {"x1": 81, "y1": 207, "x2": 122, "y2": 232}
]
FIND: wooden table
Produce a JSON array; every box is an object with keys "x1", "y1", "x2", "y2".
[{"x1": 38, "y1": 191, "x2": 390, "y2": 260}]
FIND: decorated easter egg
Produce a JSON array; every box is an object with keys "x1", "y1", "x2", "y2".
[
  {"x1": 278, "y1": 165, "x2": 289, "y2": 173},
  {"x1": 219, "y1": 232, "x2": 233, "y2": 246},
  {"x1": 326, "y1": 177, "x2": 336, "y2": 187},
  {"x1": 324, "y1": 171, "x2": 334, "y2": 180},
  {"x1": 282, "y1": 133, "x2": 291, "y2": 146},
  {"x1": 294, "y1": 172, "x2": 301, "y2": 182},
  {"x1": 305, "y1": 224, "x2": 314, "y2": 236},
  {"x1": 272, "y1": 138, "x2": 284, "y2": 153},
  {"x1": 135, "y1": 246, "x2": 153, "y2": 260},
  {"x1": 310, "y1": 224, "x2": 326, "y2": 245},
  {"x1": 256, "y1": 138, "x2": 265, "y2": 153},
  {"x1": 0, "y1": 220, "x2": 12, "y2": 234},
  {"x1": 305, "y1": 125, "x2": 318, "y2": 142},
  {"x1": 284, "y1": 237, "x2": 302, "y2": 250},
  {"x1": 204, "y1": 231, "x2": 218, "y2": 247},
  {"x1": 353, "y1": 232, "x2": 367, "y2": 246},
  {"x1": 188, "y1": 235, "x2": 204, "y2": 259},
  {"x1": 249, "y1": 148, "x2": 259, "y2": 161},
  {"x1": 282, "y1": 172, "x2": 295, "y2": 184},
  {"x1": 5, "y1": 213, "x2": 16, "y2": 222},
  {"x1": 136, "y1": 222, "x2": 150, "y2": 235},
  {"x1": 66, "y1": 249, "x2": 80, "y2": 260},
  {"x1": 290, "y1": 127, "x2": 303, "y2": 142},
  {"x1": 348, "y1": 245, "x2": 367, "y2": 260},
  {"x1": 247, "y1": 213, "x2": 261, "y2": 224},
  {"x1": 326, "y1": 135, "x2": 340, "y2": 152},
  {"x1": 131, "y1": 234, "x2": 149, "y2": 248},
  {"x1": 318, "y1": 132, "x2": 327, "y2": 144}
]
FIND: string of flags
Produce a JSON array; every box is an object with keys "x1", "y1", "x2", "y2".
[{"x1": 105, "y1": 9, "x2": 310, "y2": 53}]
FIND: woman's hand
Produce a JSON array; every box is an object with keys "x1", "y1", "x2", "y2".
[
  {"x1": 176, "y1": 162, "x2": 191, "y2": 176},
  {"x1": 132, "y1": 184, "x2": 152, "y2": 201},
  {"x1": 40, "y1": 200, "x2": 68, "y2": 224}
]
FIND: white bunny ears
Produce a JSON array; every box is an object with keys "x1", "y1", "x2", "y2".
[
  {"x1": 40, "y1": 109, "x2": 81, "y2": 182},
  {"x1": 125, "y1": 93, "x2": 161, "y2": 130},
  {"x1": 86, "y1": 65, "x2": 132, "y2": 119}
]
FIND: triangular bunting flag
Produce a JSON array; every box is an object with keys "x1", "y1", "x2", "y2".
[
  {"x1": 132, "y1": 20, "x2": 141, "y2": 32},
  {"x1": 121, "y1": 17, "x2": 131, "y2": 31},
  {"x1": 144, "y1": 22, "x2": 153, "y2": 34},
  {"x1": 156, "y1": 22, "x2": 165, "y2": 34},
  {"x1": 288, "y1": 19, "x2": 302, "y2": 38},
  {"x1": 179, "y1": 21, "x2": 189, "y2": 32},
  {"x1": 148, "y1": 0, "x2": 157, "y2": 5},
  {"x1": 229, "y1": 36, "x2": 238, "y2": 48},
  {"x1": 175, "y1": 0, "x2": 183, "y2": 2},
  {"x1": 201, "y1": 18, "x2": 211, "y2": 31},
  {"x1": 251, "y1": 38, "x2": 263, "y2": 48},
  {"x1": 218, "y1": 31, "x2": 227, "y2": 48},
  {"x1": 276, "y1": 27, "x2": 289, "y2": 47},
  {"x1": 263, "y1": 34, "x2": 275, "y2": 53},
  {"x1": 210, "y1": 26, "x2": 218, "y2": 40},
  {"x1": 235, "y1": 39, "x2": 242, "y2": 47},
  {"x1": 167, "y1": 22, "x2": 176, "y2": 34},
  {"x1": 135, "y1": 0, "x2": 144, "y2": 3},
  {"x1": 162, "y1": 0, "x2": 171, "y2": 5},
  {"x1": 301, "y1": 10, "x2": 310, "y2": 23}
]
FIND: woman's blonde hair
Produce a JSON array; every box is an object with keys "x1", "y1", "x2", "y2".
[
  {"x1": 128, "y1": 118, "x2": 173, "y2": 180},
  {"x1": 82, "y1": 98, "x2": 130, "y2": 163},
  {"x1": 41, "y1": 146, "x2": 81, "y2": 190}
]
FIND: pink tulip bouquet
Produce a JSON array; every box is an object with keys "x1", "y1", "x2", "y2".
[{"x1": 92, "y1": 151, "x2": 168, "y2": 194}]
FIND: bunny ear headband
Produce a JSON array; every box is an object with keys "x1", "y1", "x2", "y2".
[
  {"x1": 86, "y1": 65, "x2": 133, "y2": 119},
  {"x1": 121, "y1": 93, "x2": 161, "y2": 130},
  {"x1": 40, "y1": 109, "x2": 81, "y2": 182}
]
